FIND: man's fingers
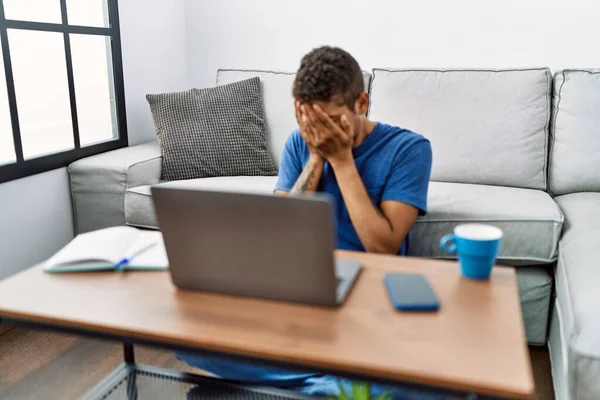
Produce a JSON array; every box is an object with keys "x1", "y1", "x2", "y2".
[
  {"x1": 312, "y1": 105, "x2": 337, "y2": 130},
  {"x1": 340, "y1": 115, "x2": 352, "y2": 136},
  {"x1": 295, "y1": 101, "x2": 305, "y2": 127},
  {"x1": 304, "y1": 105, "x2": 320, "y2": 127},
  {"x1": 337, "y1": 115, "x2": 354, "y2": 147},
  {"x1": 300, "y1": 115, "x2": 316, "y2": 141},
  {"x1": 302, "y1": 104, "x2": 327, "y2": 130},
  {"x1": 311, "y1": 105, "x2": 329, "y2": 124},
  {"x1": 304, "y1": 106, "x2": 325, "y2": 141},
  {"x1": 301, "y1": 105, "x2": 312, "y2": 127}
]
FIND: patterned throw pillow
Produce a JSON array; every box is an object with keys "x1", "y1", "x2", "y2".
[{"x1": 146, "y1": 77, "x2": 277, "y2": 181}]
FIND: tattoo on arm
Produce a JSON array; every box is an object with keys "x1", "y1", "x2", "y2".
[{"x1": 291, "y1": 162, "x2": 323, "y2": 193}]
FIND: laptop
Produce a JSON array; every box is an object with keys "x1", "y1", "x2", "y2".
[{"x1": 151, "y1": 187, "x2": 361, "y2": 306}]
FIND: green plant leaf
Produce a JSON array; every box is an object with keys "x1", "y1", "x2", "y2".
[
  {"x1": 373, "y1": 391, "x2": 392, "y2": 400},
  {"x1": 337, "y1": 381, "x2": 351, "y2": 400},
  {"x1": 351, "y1": 381, "x2": 371, "y2": 400}
]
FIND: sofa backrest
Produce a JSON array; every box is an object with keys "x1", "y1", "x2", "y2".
[
  {"x1": 368, "y1": 68, "x2": 551, "y2": 190},
  {"x1": 549, "y1": 70, "x2": 600, "y2": 196},
  {"x1": 216, "y1": 69, "x2": 372, "y2": 168}
]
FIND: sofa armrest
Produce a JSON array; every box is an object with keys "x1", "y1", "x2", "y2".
[{"x1": 69, "y1": 140, "x2": 162, "y2": 233}]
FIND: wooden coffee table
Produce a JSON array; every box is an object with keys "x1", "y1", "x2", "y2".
[{"x1": 0, "y1": 251, "x2": 534, "y2": 399}]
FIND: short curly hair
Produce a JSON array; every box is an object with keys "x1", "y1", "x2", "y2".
[{"x1": 293, "y1": 46, "x2": 364, "y2": 110}]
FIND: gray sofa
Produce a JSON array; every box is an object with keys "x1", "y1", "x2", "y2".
[{"x1": 68, "y1": 68, "x2": 600, "y2": 400}]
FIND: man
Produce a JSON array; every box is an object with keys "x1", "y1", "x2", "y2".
[
  {"x1": 179, "y1": 47, "x2": 433, "y2": 397},
  {"x1": 276, "y1": 46, "x2": 432, "y2": 256}
]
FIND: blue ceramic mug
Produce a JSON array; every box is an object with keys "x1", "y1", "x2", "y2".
[{"x1": 440, "y1": 224, "x2": 503, "y2": 280}]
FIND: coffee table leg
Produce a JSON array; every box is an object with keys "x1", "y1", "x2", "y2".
[
  {"x1": 124, "y1": 342, "x2": 135, "y2": 364},
  {"x1": 123, "y1": 343, "x2": 138, "y2": 400}
]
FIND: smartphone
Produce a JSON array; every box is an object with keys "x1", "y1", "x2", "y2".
[{"x1": 384, "y1": 273, "x2": 440, "y2": 311}]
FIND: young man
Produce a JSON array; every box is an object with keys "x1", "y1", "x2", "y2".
[
  {"x1": 178, "y1": 47, "x2": 433, "y2": 397},
  {"x1": 276, "y1": 46, "x2": 432, "y2": 256}
]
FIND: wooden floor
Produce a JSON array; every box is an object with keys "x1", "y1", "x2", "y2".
[{"x1": 0, "y1": 324, "x2": 555, "y2": 399}]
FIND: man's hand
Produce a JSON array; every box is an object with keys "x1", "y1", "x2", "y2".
[
  {"x1": 296, "y1": 103, "x2": 354, "y2": 166},
  {"x1": 295, "y1": 102, "x2": 323, "y2": 163},
  {"x1": 273, "y1": 102, "x2": 327, "y2": 196}
]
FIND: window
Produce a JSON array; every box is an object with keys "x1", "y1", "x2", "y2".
[{"x1": 0, "y1": 0, "x2": 126, "y2": 183}]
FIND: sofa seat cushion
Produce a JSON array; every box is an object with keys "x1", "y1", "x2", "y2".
[
  {"x1": 128, "y1": 178, "x2": 563, "y2": 264},
  {"x1": 125, "y1": 176, "x2": 278, "y2": 229},
  {"x1": 551, "y1": 193, "x2": 600, "y2": 399},
  {"x1": 408, "y1": 182, "x2": 563, "y2": 265}
]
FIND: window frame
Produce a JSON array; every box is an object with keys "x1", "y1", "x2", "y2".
[{"x1": 0, "y1": 0, "x2": 127, "y2": 184}]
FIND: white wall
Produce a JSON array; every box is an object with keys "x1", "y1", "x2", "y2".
[
  {"x1": 185, "y1": 0, "x2": 600, "y2": 88},
  {"x1": 0, "y1": 168, "x2": 74, "y2": 279},
  {"x1": 119, "y1": 0, "x2": 188, "y2": 145}
]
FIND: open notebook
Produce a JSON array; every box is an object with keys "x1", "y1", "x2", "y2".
[{"x1": 44, "y1": 226, "x2": 169, "y2": 273}]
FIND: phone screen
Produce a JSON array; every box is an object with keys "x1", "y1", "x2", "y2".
[{"x1": 384, "y1": 273, "x2": 440, "y2": 311}]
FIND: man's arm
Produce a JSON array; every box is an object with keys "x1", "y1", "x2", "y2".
[
  {"x1": 274, "y1": 156, "x2": 324, "y2": 195},
  {"x1": 276, "y1": 102, "x2": 326, "y2": 195},
  {"x1": 331, "y1": 158, "x2": 419, "y2": 254},
  {"x1": 289, "y1": 155, "x2": 324, "y2": 194}
]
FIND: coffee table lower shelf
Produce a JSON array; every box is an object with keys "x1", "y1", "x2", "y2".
[{"x1": 84, "y1": 363, "x2": 313, "y2": 400}]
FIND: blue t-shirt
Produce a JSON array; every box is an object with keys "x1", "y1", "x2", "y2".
[{"x1": 275, "y1": 122, "x2": 432, "y2": 255}]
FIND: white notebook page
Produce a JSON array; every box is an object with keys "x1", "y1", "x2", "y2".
[
  {"x1": 126, "y1": 231, "x2": 168, "y2": 267},
  {"x1": 45, "y1": 226, "x2": 140, "y2": 267}
]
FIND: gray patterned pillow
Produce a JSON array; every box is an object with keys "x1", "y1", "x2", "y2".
[{"x1": 146, "y1": 77, "x2": 277, "y2": 181}]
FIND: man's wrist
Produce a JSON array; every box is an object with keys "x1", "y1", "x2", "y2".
[
  {"x1": 328, "y1": 151, "x2": 354, "y2": 170},
  {"x1": 307, "y1": 153, "x2": 325, "y2": 166}
]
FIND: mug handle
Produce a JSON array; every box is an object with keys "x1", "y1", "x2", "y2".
[{"x1": 440, "y1": 234, "x2": 457, "y2": 254}]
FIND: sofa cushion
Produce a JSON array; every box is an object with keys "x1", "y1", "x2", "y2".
[
  {"x1": 69, "y1": 140, "x2": 162, "y2": 233},
  {"x1": 146, "y1": 77, "x2": 277, "y2": 181},
  {"x1": 368, "y1": 68, "x2": 551, "y2": 190},
  {"x1": 216, "y1": 69, "x2": 372, "y2": 168},
  {"x1": 128, "y1": 178, "x2": 563, "y2": 265},
  {"x1": 516, "y1": 267, "x2": 553, "y2": 345},
  {"x1": 549, "y1": 70, "x2": 600, "y2": 196},
  {"x1": 125, "y1": 176, "x2": 278, "y2": 229},
  {"x1": 550, "y1": 193, "x2": 600, "y2": 399},
  {"x1": 408, "y1": 182, "x2": 563, "y2": 265}
]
